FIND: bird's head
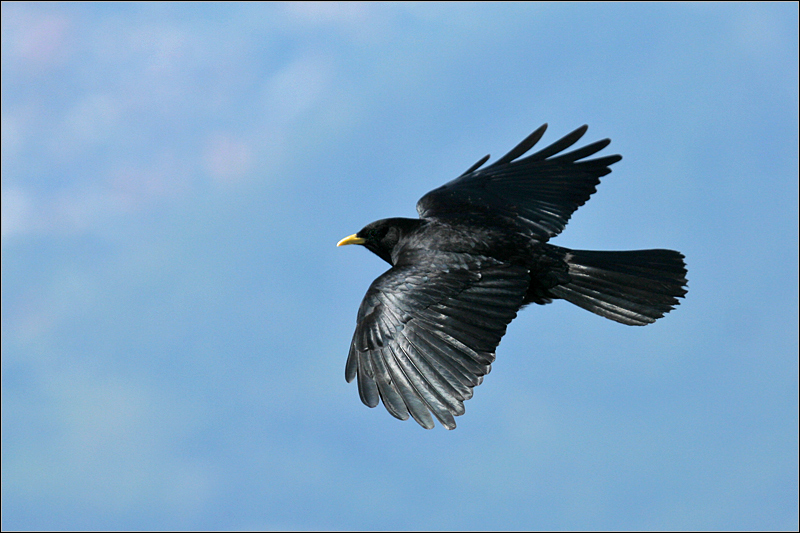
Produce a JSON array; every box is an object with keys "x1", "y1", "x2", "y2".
[{"x1": 337, "y1": 218, "x2": 421, "y2": 265}]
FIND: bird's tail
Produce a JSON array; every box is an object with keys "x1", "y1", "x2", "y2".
[{"x1": 548, "y1": 246, "x2": 688, "y2": 325}]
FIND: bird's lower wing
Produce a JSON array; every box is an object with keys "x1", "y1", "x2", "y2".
[{"x1": 346, "y1": 256, "x2": 529, "y2": 429}]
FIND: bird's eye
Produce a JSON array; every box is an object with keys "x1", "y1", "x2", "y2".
[{"x1": 368, "y1": 227, "x2": 390, "y2": 241}]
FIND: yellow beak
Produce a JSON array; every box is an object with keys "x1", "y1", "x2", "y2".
[{"x1": 337, "y1": 234, "x2": 367, "y2": 247}]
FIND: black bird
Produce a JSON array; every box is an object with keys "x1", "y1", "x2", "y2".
[{"x1": 337, "y1": 124, "x2": 687, "y2": 429}]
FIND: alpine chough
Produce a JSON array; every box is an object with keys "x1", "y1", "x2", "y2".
[{"x1": 338, "y1": 124, "x2": 688, "y2": 429}]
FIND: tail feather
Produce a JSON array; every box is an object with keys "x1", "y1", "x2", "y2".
[{"x1": 549, "y1": 248, "x2": 688, "y2": 325}]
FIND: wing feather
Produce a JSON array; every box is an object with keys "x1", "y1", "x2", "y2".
[
  {"x1": 487, "y1": 124, "x2": 549, "y2": 168},
  {"x1": 395, "y1": 334, "x2": 469, "y2": 412},
  {"x1": 521, "y1": 124, "x2": 588, "y2": 162},
  {"x1": 417, "y1": 125, "x2": 622, "y2": 241},
  {"x1": 346, "y1": 256, "x2": 528, "y2": 429},
  {"x1": 388, "y1": 343, "x2": 456, "y2": 428}
]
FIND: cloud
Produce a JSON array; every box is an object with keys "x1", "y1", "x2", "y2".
[
  {"x1": 3, "y1": 369, "x2": 212, "y2": 513},
  {"x1": 203, "y1": 133, "x2": 253, "y2": 185},
  {"x1": 52, "y1": 93, "x2": 124, "y2": 159},
  {"x1": 261, "y1": 55, "x2": 334, "y2": 126},
  {"x1": 1, "y1": 5, "x2": 73, "y2": 71},
  {"x1": 282, "y1": 1, "x2": 380, "y2": 41},
  {"x1": 1, "y1": 156, "x2": 192, "y2": 242},
  {"x1": 1, "y1": 187, "x2": 32, "y2": 239}
]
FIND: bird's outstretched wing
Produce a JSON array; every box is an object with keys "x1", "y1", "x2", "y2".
[
  {"x1": 416, "y1": 124, "x2": 622, "y2": 242},
  {"x1": 346, "y1": 253, "x2": 529, "y2": 429}
]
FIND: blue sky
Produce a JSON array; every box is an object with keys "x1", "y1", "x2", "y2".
[{"x1": 2, "y1": 2, "x2": 797, "y2": 530}]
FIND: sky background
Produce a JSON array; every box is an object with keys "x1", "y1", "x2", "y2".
[{"x1": 2, "y1": 2, "x2": 798, "y2": 531}]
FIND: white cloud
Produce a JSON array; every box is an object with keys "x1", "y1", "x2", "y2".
[
  {"x1": 1, "y1": 187, "x2": 33, "y2": 239},
  {"x1": 3, "y1": 369, "x2": 212, "y2": 513},
  {"x1": 261, "y1": 55, "x2": 334, "y2": 126},
  {"x1": 203, "y1": 133, "x2": 253, "y2": 185},
  {"x1": 731, "y1": 3, "x2": 792, "y2": 59},
  {"x1": 1, "y1": 156, "x2": 192, "y2": 243},
  {"x1": 1, "y1": 5, "x2": 73, "y2": 71},
  {"x1": 52, "y1": 93, "x2": 123, "y2": 160},
  {"x1": 282, "y1": 1, "x2": 379, "y2": 40},
  {"x1": 1, "y1": 112, "x2": 23, "y2": 157}
]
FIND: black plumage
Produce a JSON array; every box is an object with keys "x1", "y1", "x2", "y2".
[{"x1": 337, "y1": 124, "x2": 688, "y2": 429}]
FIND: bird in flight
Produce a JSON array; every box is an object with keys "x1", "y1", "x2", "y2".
[{"x1": 337, "y1": 124, "x2": 688, "y2": 429}]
